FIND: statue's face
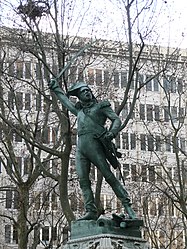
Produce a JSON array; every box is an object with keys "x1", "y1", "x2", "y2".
[{"x1": 78, "y1": 87, "x2": 93, "y2": 102}]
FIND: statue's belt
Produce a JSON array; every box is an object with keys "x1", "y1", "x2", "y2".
[{"x1": 78, "y1": 130, "x2": 103, "y2": 137}]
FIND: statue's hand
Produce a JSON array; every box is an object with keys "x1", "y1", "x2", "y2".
[
  {"x1": 49, "y1": 79, "x2": 64, "y2": 94},
  {"x1": 103, "y1": 131, "x2": 114, "y2": 141}
]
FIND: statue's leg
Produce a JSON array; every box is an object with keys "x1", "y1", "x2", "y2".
[
  {"x1": 76, "y1": 150, "x2": 97, "y2": 220},
  {"x1": 88, "y1": 150, "x2": 136, "y2": 219},
  {"x1": 105, "y1": 175, "x2": 137, "y2": 219}
]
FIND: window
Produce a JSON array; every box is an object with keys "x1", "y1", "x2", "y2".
[
  {"x1": 71, "y1": 129, "x2": 77, "y2": 145},
  {"x1": 122, "y1": 164, "x2": 130, "y2": 179},
  {"x1": 130, "y1": 133, "x2": 136, "y2": 149},
  {"x1": 180, "y1": 137, "x2": 186, "y2": 151},
  {"x1": 13, "y1": 191, "x2": 19, "y2": 209},
  {"x1": 13, "y1": 225, "x2": 18, "y2": 244},
  {"x1": 52, "y1": 127, "x2": 58, "y2": 144},
  {"x1": 113, "y1": 71, "x2": 119, "y2": 87},
  {"x1": 8, "y1": 61, "x2": 15, "y2": 77},
  {"x1": 52, "y1": 158, "x2": 59, "y2": 175},
  {"x1": 88, "y1": 68, "x2": 94, "y2": 84},
  {"x1": 122, "y1": 104, "x2": 128, "y2": 119},
  {"x1": 42, "y1": 192, "x2": 49, "y2": 209},
  {"x1": 35, "y1": 63, "x2": 42, "y2": 79},
  {"x1": 140, "y1": 134, "x2": 146, "y2": 150},
  {"x1": 8, "y1": 91, "x2": 14, "y2": 110},
  {"x1": 153, "y1": 77, "x2": 159, "y2": 91},
  {"x1": 140, "y1": 104, "x2": 145, "y2": 120},
  {"x1": 171, "y1": 106, "x2": 177, "y2": 122},
  {"x1": 165, "y1": 136, "x2": 171, "y2": 152},
  {"x1": 16, "y1": 92, "x2": 23, "y2": 110},
  {"x1": 16, "y1": 61, "x2": 23, "y2": 78},
  {"x1": 5, "y1": 225, "x2": 11, "y2": 243},
  {"x1": 147, "y1": 135, "x2": 154, "y2": 151},
  {"x1": 96, "y1": 69, "x2": 102, "y2": 85},
  {"x1": 154, "y1": 105, "x2": 160, "y2": 121},
  {"x1": 78, "y1": 67, "x2": 84, "y2": 81},
  {"x1": 170, "y1": 77, "x2": 176, "y2": 93},
  {"x1": 6, "y1": 190, "x2": 12, "y2": 208},
  {"x1": 149, "y1": 198, "x2": 156, "y2": 215},
  {"x1": 51, "y1": 62, "x2": 57, "y2": 76},
  {"x1": 179, "y1": 107, "x2": 184, "y2": 123},
  {"x1": 69, "y1": 66, "x2": 77, "y2": 82},
  {"x1": 131, "y1": 165, "x2": 137, "y2": 181},
  {"x1": 163, "y1": 78, "x2": 170, "y2": 91},
  {"x1": 104, "y1": 70, "x2": 110, "y2": 84},
  {"x1": 121, "y1": 71, "x2": 127, "y2": 88},
  {"x1": 141, "y1": 165, "x2": 147, "y2": 182},
  {"x1": 62, "y1": 227, "x2": 68, "y2": 244},
  {"x1": 70, "y1": 192, "x2": 78, "y2": 211},
  {"x1": 147, "y1": 104, "x2": 153, "y2": 121},
  {"x1": 14, "y1": 127, "x2": 22, "y2": 142},
  {"x1": 43, "y1": 127, "x2": 50, "y2": 144},
  {"x1": 24, "y1": 157, "x2": 30, "y2": 175},
  {"x1": 164, "y1": 106, "x2": 169, "y2": 122},
  {"x1": 138, "y1": 73, "x2": 144, "y2": 87},
  {"x1": 5, "y1": 190, "x2": 19, "y2": 209},
  {"x1": 43, "y1": 95, "x2": 51, "y2": 112},
  {"x1": 16, "y1": 157, "x2": 22, "y2": 174},
  {"x1": 36, "y1": 94, "x2": 41, "y2": 111},
  {"x1": 163, "y1": 77, "x2": 176, "y2": 93},
  {"x1": 42, "y1": 226, "x2": 49, "y2": 242},
  {"x1": 177, "y1": 78, "x2": 183, "y2": 93},
  {"x1": 155, "y1": 135, "x2": 161, "y2": 151},
  {"x1": 25, "y1": 93, "x2": 31, "y2": 110},
  {"x1": 51, "y1": 192, "x2": 58, "y2": 210},
  {"x1": 115, "y1": 133, "x2": 120, "y2": 148},
  {"x1": 149, "y1": 166, "x2": 155, "y2": 182},
  {"x1": 172, "y1": 136, "x2": 179, "y2": 153},
  {"x1": 122, "y1": 133, "x2": 129, "y2": 150},
  {"x1": 51, "y1": 227, "x2": 57, "y2": 241},
  {"x1": 146, "y1": 75, "x2": 152, "y2": 91},
  {"x1": 25, "y1": 62, "x2": 31, "y2": 79}
]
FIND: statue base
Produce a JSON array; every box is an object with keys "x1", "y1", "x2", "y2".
[{"x1": 63, "y1": 215, "x2": 151, "y2": 249}]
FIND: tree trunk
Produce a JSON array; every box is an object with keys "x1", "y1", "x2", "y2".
[{"x1": 17, "y1": 185, "x2": 29, "y2": 249}]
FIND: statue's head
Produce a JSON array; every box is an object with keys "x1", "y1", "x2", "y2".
[
  {"x1": 67, "y1": 82, "x2": 90, "y2": 96},
  {"x1": 67, "y1": 82, "x2": 95, "y2": 103}
]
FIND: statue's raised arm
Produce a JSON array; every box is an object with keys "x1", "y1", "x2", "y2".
[{"x1": 49, "y1": 79, "x2": 78, "y2": 116}]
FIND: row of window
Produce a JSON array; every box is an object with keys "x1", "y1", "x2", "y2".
[
  {"x1": 116, "y1": 133, "x2": 186, "y2": 152},
  {"x1": 4, "y1": 224, "x2": 68, "y2": 244},
  {"x1": 3, "y1": 61, "x2": 185, "y2": 92},
  {"x1": 6, "y1": 90, "x2": 186, "y2": 125},
  {"x1": 7, "y1": 91, "x2": 50, "y2": 112},
  {"x1": 139, "y1": 104, "x2": 185, "y2": 123},
  {"x1": 5, "y1": 190, "x2": 59, "y2": 210},
  {"x1": 1, "y1": 128, "x2": 185, "y2": 155},
  {"x1": 0, "y1": 124, "x2": 58, "y2": 145}
]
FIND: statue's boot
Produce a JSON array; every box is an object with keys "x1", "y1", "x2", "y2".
[
  {"x1": 106, "y1": 175, "x2": 137, "y2": 219},
  {"x1": 77, "y1": 211, "x2": 98, "y2": 221},
  {"x1": 77, "y1": 180, "x2": 98, "y2": 221}
]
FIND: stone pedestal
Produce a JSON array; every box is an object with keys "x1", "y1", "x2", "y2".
[{"x1": 63, "y1": 215, "x2": 151, "y2": 249}]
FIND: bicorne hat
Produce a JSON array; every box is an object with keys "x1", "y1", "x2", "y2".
[{"x1": 67, "y1": 82, "x2": 90, "y2": 97}]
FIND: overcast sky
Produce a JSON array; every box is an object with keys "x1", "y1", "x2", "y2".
[{"x1": 2, "y1": 0, "x2": 187, "y2": 49}]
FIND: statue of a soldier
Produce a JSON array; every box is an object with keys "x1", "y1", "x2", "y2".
[{"x1": 49, "y1": 80, "x2": 137, "y2": 221}]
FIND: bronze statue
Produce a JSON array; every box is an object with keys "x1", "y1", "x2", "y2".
[{"x1": 49, "y1": 80, "x2": 137, "y2": 220}]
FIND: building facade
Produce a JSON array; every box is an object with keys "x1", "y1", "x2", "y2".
[{"x1": 0, "y1": 27, "x2": 187, "y2": 248}]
